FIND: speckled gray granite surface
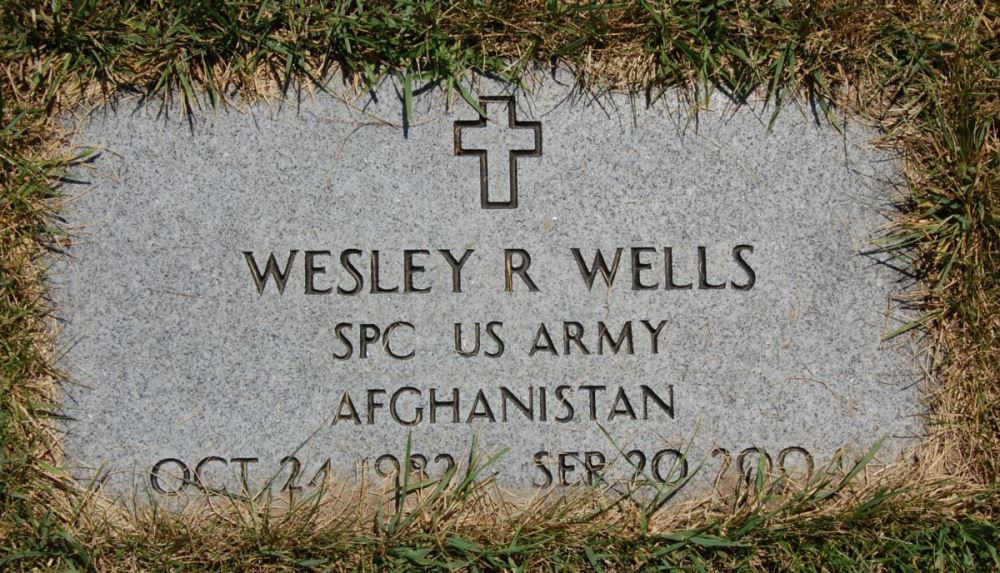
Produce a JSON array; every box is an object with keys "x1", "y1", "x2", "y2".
[{"x1": 52, "y1": 71, "x2": 925, "y2": 502}]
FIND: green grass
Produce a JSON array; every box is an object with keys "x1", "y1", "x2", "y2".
[{"x1": 1, "y1": 0, "x2": 998, "y2": 570}]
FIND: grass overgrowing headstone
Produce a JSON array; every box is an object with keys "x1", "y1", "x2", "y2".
[{"x1": 1, "y1": 1, "x2": 997, "y2": 570}]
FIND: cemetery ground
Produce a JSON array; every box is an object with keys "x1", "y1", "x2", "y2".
[{"x1": 1, "y1": 1, "x2": 998, "y2": 570}]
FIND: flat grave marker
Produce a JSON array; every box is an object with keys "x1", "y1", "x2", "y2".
[{"x1": 53, "y1": 72, "x2": 924, "y2": 501}]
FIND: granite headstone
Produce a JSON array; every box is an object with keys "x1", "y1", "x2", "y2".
[{"x1": 53, "y1": 72, "x2": 923, "y2": 500}]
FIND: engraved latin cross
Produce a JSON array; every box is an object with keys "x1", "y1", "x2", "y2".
[{"x1": 454, "y1": 96, "x2": 542, "y2": 209}]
